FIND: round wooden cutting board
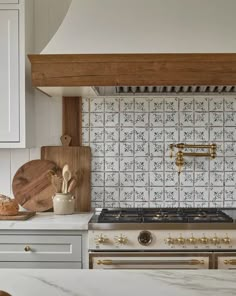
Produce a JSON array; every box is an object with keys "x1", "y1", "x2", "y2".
[{"x1": 12, "y1": 160, "x2": 58, "y2": 212}]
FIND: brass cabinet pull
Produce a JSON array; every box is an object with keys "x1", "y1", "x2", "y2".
[
  {"x1": 224, "y1": 259, "x2": 236, "y2": 265},
  {"x1": 24, "y1": 246, "x2": 31, "y2": 252},
  {"x1": 97, "y1": 260, "x2": 112, "y2": 265},
  {"x1": 97, "y1": 259, "x2": 204, "y2": 266}
]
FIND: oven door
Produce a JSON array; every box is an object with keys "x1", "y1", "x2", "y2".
[
  {"x1": 215, "y1": 253, "x2": 236, "y2": 270},
  {"x1": 90, "y1": 252, "x2": 211, "y2": 269}
]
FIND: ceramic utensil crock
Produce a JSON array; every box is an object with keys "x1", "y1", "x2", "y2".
[{"x1": 52, "y1": 193, "x2": 75, "y2": 215}]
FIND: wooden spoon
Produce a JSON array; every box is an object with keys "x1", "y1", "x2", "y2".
[
  {"x1": 68, "y1": 177, "x2": 77, "y2": 193},
  {"x1": 62, "y1": 164, "x2": 72, "y2": 193}
]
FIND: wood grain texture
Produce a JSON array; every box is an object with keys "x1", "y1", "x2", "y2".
[
  {"x1": 63, "y1": 97, "x2": 82, "y2": 146},
  {"x1": 12, "y1": 160, "x2": 58, "y2": 212},
  {"x1": 41, "y1": 146, "x2": 91, "y2": 212},
  {"x1": 29, "y1": 53, "x2": 236, "y2": 86},
  {"x1": 0, "y1": 212, "x2": 35, "y2": 221},
  {"x1": 0, "y1": 291, "x2": 11, "y2": 296}
]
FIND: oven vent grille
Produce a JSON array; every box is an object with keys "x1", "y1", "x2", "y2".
[{"x1": 95, "y1": 86, "x2": 236, "y2": 96}]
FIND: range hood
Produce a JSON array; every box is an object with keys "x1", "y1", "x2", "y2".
[{"x1": 29, "y1": 0, "x2": 236, "y2": 96}]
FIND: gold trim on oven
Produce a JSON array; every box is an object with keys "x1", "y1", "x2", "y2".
[
  {"x1": 96, "y1": 259, "x2": 205, "y2": 266},
  {"x1": 89, "y1": 252, "x2": 213, "y2": 269}
]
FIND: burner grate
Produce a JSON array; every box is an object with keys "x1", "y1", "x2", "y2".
[{"x1": 97, "y1": 208, "x2": 233, "y2": 223}]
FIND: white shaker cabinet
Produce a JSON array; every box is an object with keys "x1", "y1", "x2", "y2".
[
  {"x1": 0, "y1": 0, "x2": 33, "y2": 148},
  {"x1": 0, "y1": 1, "x2": 19, "y2": 3},
  {"x1": 0, "y1": 230, "x2": 88, "y2": 269},
  {"x1": 0, "y1": 10, "x2": 20, "y2": 143},
  {"x1": 0, "y1": 214, "x2": 93, "y2": 269}
]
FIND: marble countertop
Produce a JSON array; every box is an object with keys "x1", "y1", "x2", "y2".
[
  {"x1": 0, "y1": 209, "x2": 236, "y2": 232},
  {"x1": 0, "y1": 269, "x2": 236, "y2": 296},
  {"x1": 0, "y1": 212, "x2": 93, "y2": 230}
]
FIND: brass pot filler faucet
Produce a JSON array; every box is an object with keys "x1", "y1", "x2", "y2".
[{"x1": 170, "y1": 143, "x2": 217, "y2": 175}]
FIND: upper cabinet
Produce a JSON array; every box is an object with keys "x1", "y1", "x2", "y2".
[
  {"x1": 0, "y1": 10, "x2": 20, "y2": 143},
  {"x1": 0, "y1": 0, "x2": 33, "y2": 148},
  {"x1": 0, "y1": 0, "x2": 19, "y2": 3}
]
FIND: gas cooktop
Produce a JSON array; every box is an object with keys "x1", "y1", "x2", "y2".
[{"x1": 95, "y1": 208, "x2": 233, "y2": 223}]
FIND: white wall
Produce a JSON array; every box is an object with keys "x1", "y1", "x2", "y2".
[
  {"x1": 43, "y1": 0, "x2": 236, "y2": 54},
  {"x1": 34, "y1": 0, "x2": 71, "y2": 147},
  {"x1": 34, "y1": 0, "x2": 72, "y2": 53},
  {"x1": 0, "y1": 0, "x2": 71, "y2": 196}
]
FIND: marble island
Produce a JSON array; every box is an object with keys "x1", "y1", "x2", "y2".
[
  {"x1": 0, "y1": 212, "x2": 93, "y2": 230},
  {"x1": 0, "y1": 269, "x2": 236, "y2": 296}
]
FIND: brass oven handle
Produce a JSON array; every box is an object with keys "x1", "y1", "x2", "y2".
[
  {"x1": 96, "y1": 259, "x2": 205, "y2": 266},
  {"x1": 224, "y1": 259, "x2": 236, "y2": 265}
]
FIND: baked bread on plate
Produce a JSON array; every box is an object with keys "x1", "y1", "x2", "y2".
[{"x1": 0, "y1": 195, "x2": 19, "y2": 216}]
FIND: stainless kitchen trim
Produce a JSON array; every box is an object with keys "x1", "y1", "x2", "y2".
[
  {"x1": 89, "y1": 222, "x2": 236, "y2": 231},
  {"x1": 89, "y1": 252, "x2": 213, "y2": 269}
]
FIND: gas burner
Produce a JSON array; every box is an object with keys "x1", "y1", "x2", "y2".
[{"x1": 97, "y1": 208, "x2": 233, "y2": 223}]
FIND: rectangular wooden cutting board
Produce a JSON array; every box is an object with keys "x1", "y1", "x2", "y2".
[{"x1": 41, "y1": 146, "x2": 91, "y2": 212}]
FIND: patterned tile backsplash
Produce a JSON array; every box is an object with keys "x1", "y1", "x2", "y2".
[{"x1": 82, "y1": 96, "x2": 236, "y2": 208}]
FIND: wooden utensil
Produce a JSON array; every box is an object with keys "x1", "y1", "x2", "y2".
[
  {"x1": 68, "y1": 177, "x2": 77, "y2": 193},
  {"x1": 47, "y1": 170, "x2": 63, "y2": 192},
  {"x1": 41, "y1": 146, "x2": 91, "y2": 212},
  {"x1": 12, "y1": 160, "x2": 58, "y2": 212},
  {"x1": 51, "y1": 175, "x2": 63, "y2": 193},
  {"x1": 62, "y1": 164, "x2": 72, "y2": 193}
]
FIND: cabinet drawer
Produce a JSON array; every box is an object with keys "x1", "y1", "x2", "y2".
[
  {"x1": 0, "y1": 235, "x2": 82, "y2": 262},
  {"x1": 0, "y1": 1, "x2": 19, "y2": 3},
  {"x1": 215, "y1": 253, "x2": 236, "y2": 270},
  {"x1": 0, "y1": 262, "x2": 82, "y2": 269}
]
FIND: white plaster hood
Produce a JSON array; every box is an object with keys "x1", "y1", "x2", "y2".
[{"x1": 39, "y1": 0, "x2": 236, "y2": 97}]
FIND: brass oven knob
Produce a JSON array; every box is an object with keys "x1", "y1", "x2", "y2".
[
  {"x1": 188, "y1": 236, "x2": 197, "y2": 244},
  {"x1": 24, "y1": 246, "x2": 31, "y2": 252},
  {"x1": 211, "y1": 236, "x2": 220, "y2": 245},
  {"x1": 200, "y1": 237, "x2": 208, "y2": 244},
  {"x1": 138, "y1": 231, "x2": 153, "y2": 246},
  {"x1": 222, "y1": 236, "x2": 231, "y2": 244},
  {"x1": 224, "y1": 259, "x2": 236, "y2": 265},
  {"x1": 114, "y1": 235, "x2": 128, "y2": 245},
  {"x1": 177, "y1": 236, "x2": 185, "y2": 244},
  {"x1": 95, "y1": 234, "x2": 108, "y2": 244},
  {"x1": 166, "y1": 237, "x2": 174, "y2": 245}
]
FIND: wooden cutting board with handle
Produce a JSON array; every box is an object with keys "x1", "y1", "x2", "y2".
[
  {"x1": 41, "y1": 137, "x2": 91, "y2": 212},
  {"x1": 12, "y1": 160, "x2": 58, "y2": 212}
]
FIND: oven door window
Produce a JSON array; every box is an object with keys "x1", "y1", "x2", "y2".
[{"x1": 92, "y1": 255, "x2": 210, "y2": 269}]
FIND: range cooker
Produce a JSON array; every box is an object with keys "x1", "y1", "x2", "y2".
[{"x1": 88, "y1": 208, "x2": 236, "y2": 270}]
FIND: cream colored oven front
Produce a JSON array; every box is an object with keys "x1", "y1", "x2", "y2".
[{"x1": 90, "y1": 252, "x2": 212, "y2": 269}]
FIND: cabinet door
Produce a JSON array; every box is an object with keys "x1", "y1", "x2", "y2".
[
  {"x1": 0, "y1": 235, "x2": 82, "y2": 262},
  {"x1": 0, "y1": 1, "x2": 19, "y2": 3},
  {"x1": 0, "y1": 10, "x2": 20, "y2": 142}
]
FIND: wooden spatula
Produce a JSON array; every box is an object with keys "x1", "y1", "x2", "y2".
[
  {"x1": 68, "y1": 177, "x2": 77, "y2": 193},
  {"x1": 62, "y1": 164, "x2": 72, "y2": 193}
]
